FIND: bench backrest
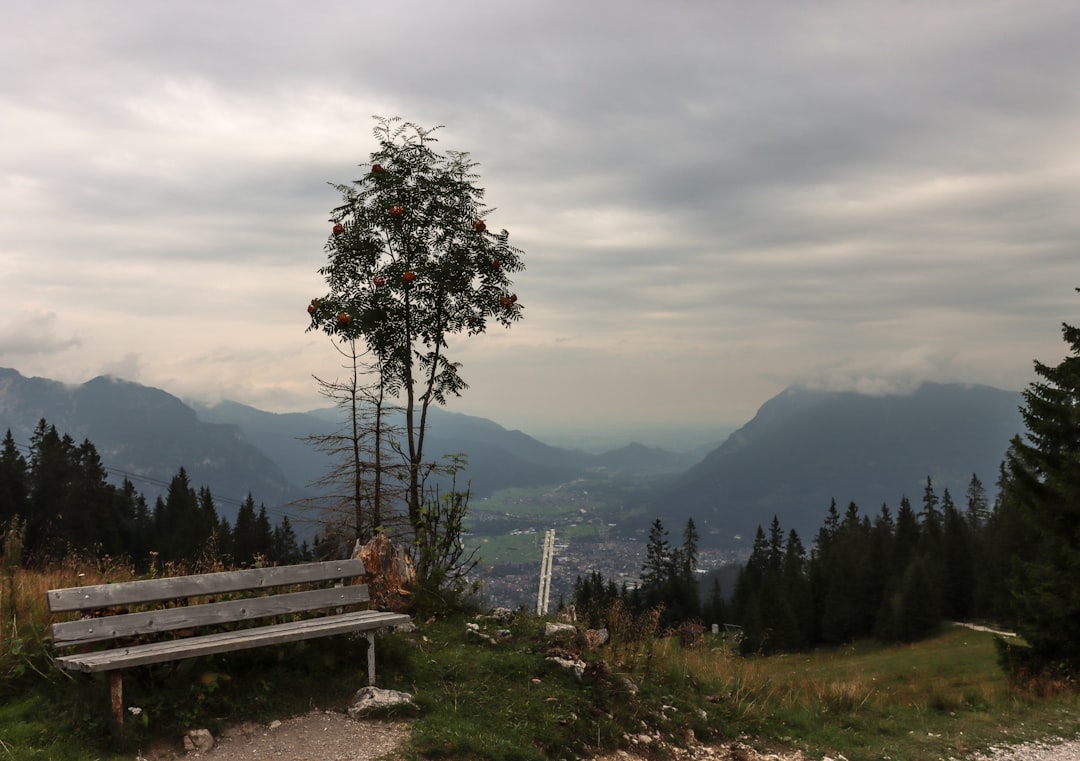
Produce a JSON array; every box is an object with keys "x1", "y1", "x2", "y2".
[{"x1": 49, "y1": 559, "x2": 368, "y2": 649}]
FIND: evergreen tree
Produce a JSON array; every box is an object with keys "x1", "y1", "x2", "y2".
[
  {"x1": 893, "y1": 496, "x2": 920, "y2": 579},
  {"x1": 812, "y1": 502, "x2": 878, "y2": 644},
  {"x1": 782, "y1": 528, "x2": 814, "y2": 649},
  {"x1": 273, "y1": 516, "x2": 302, "y2": 565},
  {"x1": 255, "y1": 504, "x2": 274, "y2": 561},
  {"x1": 941, "y1": 488, "x2": 974, "y2": 620},
  {"x1": 891, "y1": 555, "x2": 941, "y2": 642},
  {"x1": 0, "y1": 430, "x2": 29, "y2": 530},
  {"x1": 1003, "y1": 295, "x2": 1080, "y2": 673},
  {"x1": 233, "y1": 494, "x2": 259, "y2": 565},
  {"x1": 26, "y1": 421, "x2": 73, "y2": 554},
  {"x1": 702, "y1": 577, "x2": 727, "y2": 629},
  {"x1": 668, "y1": 518, "x2": 701, "y2": 622},
  {"x1": 641, "y1": 517, "x2": 671, "y2": 607},
  {"x1": 979, "y1": 460, "x2": 1031, "y2": 625},
  {"x1": 966, "y1": 473, "x2": 990, "y2": 528}
]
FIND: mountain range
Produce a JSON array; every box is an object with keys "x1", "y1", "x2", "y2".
[
  {"x1": 647, "y1": 382, "x2": 1024, "y2": 546},
  {"x1": 0, "y1": 367, "x2": 1025, "y2": 548}
]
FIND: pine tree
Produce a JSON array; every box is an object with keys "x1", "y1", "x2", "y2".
[
  {"x1": 641, "y1": 518, "x2": 670, "y2": 597},
  {"x1": 966, "y1": 473, "x2": 990, "y2": 528},
  {"x1": 1003, "y1": 294, "x2": 1080, "y2": 673},
  {"x1": 0, "y1": 430, "x2": 29, "y2": 531},
  {"x1": 273, "y1": 516, "x2": 302, "y2": 565},
  {"x1": 232, "y1": 494, "x2": 259, "y2": 566},
  {"x1": 941, "y1": 488, "x2": 974, "y2": 620}
]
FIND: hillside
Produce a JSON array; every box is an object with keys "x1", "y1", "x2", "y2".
[
  {"x1": 0, "y1": 368, "x2": 302, "y2": 519},
  {"x1": 648, "y1": 382, "x2": 1024, "y2": 548},
  {"x1": 0, "y1": 368, "x2": 691, "y2": 516}
]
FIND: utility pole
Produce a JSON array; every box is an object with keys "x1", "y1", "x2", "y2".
[{"x1": 536, "y1": 529, "x2": 555, "y2": 616}]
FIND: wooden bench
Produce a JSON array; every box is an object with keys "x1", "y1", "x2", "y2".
[{"x1": 47, "y1": 558, "x2": 410, "y2": 727}]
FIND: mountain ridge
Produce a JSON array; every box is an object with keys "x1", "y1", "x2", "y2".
[{"x1": 647, "y1": 381, "x2": 1024, "y2": 547}]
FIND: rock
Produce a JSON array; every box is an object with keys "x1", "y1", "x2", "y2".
[
  {"x1": 479, "y1": 607, "x2": 514, "y2": 623},
  {"x1": 545, "y1": 622, "x2": 577, "y2": 640},
  {"x1": 348, "y1": 686, "x2": 417, "y2": 718},
  {"x1": 182, "y1": 729, "x2": 214, "y2": 753},
  {"x1": 465, "y1": 622, "x2": 498, "y2": 644},
  {"x1": 584, "y1": 627, "x2": 609, "y2": 648},
  {"x1": 546, "y1": 655, "x2": 586, "y2": 679}
]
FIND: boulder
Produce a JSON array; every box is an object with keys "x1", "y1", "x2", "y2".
[
  {"x1": 544, "y1": 622, "x2": 577, "y2": 640},
  {"x1": 182, "y1": 728, "x2": 214, "y2": 753},
  {"x1": 584, "y1": 628, "x2": 609, "y2": 648},
  {"x1": 348, "y1": 686, "x2": 417, "y2": 718}
]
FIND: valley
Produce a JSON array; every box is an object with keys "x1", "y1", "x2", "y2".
[{"x1": 460, "y1": 475, "x2": 748, "y2": 610}]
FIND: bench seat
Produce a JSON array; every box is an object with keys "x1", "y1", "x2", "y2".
[
  {"x1": 47, "y1": 558, "x2": 411, "y2": 728},
  {"x1": 55, "y1": 608, "x2": 410, "y2": 672}
]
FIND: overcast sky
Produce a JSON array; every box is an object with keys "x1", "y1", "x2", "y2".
[{"x1": 3, "y1": 2, "x2": 1079, "y2": 435}]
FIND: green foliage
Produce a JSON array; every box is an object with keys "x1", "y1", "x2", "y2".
[
  {"x1": 1000, "y1": 295, "x2": 1080, "y2": 677},
  {"x1": 728, "y1": 474, "x2": 1030, "y2": 654},
  {"x1": 0, "y1": 421, "x2": 303, "y2": 571},
  {"x1": 634, "y1": 517, "x2": 700, "y2": 627},
  {"x1": 7, "y1": 568, "x2": 1080, "y2": 761},
  {"x1": 307, "y1": 117, "x2": 525, "y2": 590}
]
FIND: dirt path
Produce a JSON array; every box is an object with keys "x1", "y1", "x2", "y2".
[
  {"x1": 136, "y1": 711, "x2": 411, "y2": 761},
  {"x1": 133, "y1": 710, "x2": 1080, "y2": 761}
]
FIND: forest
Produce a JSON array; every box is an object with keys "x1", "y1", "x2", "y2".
[
  {"x1": 574, "y1": 472, "x2": 1027, "y2": 655},
  {"x1": 0, "y1": 419, "x2": 309, "y2": 569}
]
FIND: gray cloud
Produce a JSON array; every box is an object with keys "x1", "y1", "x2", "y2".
[{"x1": 3, "y1": 1, "x2": 1080, "y2": 431}]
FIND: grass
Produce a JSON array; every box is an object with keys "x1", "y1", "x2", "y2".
[{"x1": 5, "y1": 558, "x2": 1080, "y2": 761}]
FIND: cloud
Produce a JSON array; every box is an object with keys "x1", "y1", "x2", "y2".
[
  {"x1": 3, "y1": 1, "x2": 1080, "y2": 431},
  {"x1": 0, "y1": 313, "x2": 81, "y2": 357}
]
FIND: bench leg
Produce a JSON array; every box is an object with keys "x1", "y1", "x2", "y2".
[
  {"x1": 366, "y1": 633, "x2": 376, "y2": 686},
  {"x1": 110, "y1": 672, "x2": 124, "y2": 730}
]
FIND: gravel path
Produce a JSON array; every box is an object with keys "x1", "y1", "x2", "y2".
[
  {"x1": 965, "y1": 738, "x2": 1080, "y2": 761},
  {"x1": 132, "y1": 711, "x2": 1080, "y2": 761},
  {"x1": 135, "y1": 711, "x2": 410, "y2": 761}
]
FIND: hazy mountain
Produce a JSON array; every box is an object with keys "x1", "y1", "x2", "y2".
[
  {"x1": 648, "y1": 382, "x2": 1025, "y2": 549},
  {"x1": 0, "y1": 368, "x2": 303, "y2": 518},
  {"x1": 0, "y1": 367, "x2": 694, "y2": 516},
  {"x1": 0, "y1": 369, "x2": 1027, "y2": 553},
  {"x1": 193, "y1": 401, "x2": 593, "y2": 497}
]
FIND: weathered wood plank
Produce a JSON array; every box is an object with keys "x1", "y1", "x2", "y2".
[
  {"x1": 51, "y1": 585, "x2": 371, "y2": 647},
  {"x1": 54, "y1": 610, "x2": 411, "y2": 672},
  {"x1": 47, "y1": 559, "x2": 366, "y2": 613}
]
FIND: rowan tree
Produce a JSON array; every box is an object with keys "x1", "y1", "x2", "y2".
[{"x1": 307, "y1": 117, "x2": 525, "y2": 586}]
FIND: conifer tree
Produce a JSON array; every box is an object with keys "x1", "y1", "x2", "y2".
[
  {"x1": 941, "y1": 488, "x2": 974, "y2": 620},
  {"x1": 641, "y1": 518, "x2": 671, "y2": 596},
  {"x1": 1003, "y1": 293, "x2": 1080, "y2": 673},
  {"x1": 232, "y1": 494, "x2": 259, "y2": 566},
  {"x1": 966, "y1": 473, "x2": 990, "y2": 528},
  {"x1": 0, "y1": 431, "x2": 28, "y2": 530}
]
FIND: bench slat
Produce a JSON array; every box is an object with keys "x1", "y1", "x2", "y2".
[
  {"x1": 51, "y1": 585, "x2": 371, "y2": 647},
  {"x1": 47, "y1": 559, "x2": 367, "y2": 613},
  {"x1": 54, "y1": 610, "x2": 411, "y2": 673}
]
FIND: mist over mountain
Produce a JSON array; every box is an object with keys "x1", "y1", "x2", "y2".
[
  {"x1": 0, "y1": 368, "x2": 682, "y2": 517},
  {"x1": 648, "y1": 382, "x2": 1025, "y2": 548},
  {"x1": 193, "y1": 402, "x2": 696, "y2": 497}
]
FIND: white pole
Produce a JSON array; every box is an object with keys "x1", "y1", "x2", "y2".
[
  {"x1": 542, "y1": 530, "x2": 555, "y2": 616},
  {"x1": 536, "y1": 529, "x2": 555, "y2": 616}
]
